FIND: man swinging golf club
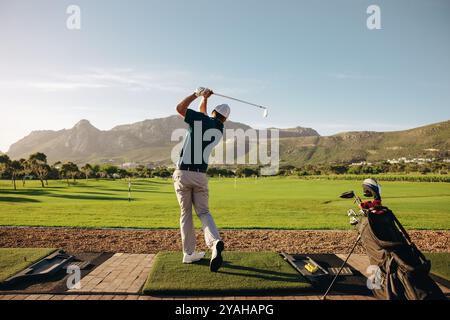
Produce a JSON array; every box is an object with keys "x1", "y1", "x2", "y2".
[{"x1": 174, "y1": 87, "x2": 230, "y2": 272}]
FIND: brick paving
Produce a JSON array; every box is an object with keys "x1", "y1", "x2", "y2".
[{"x1": 68, "y1": 253, "x2": 154, "y2": 294}]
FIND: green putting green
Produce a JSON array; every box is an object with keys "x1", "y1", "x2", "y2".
[
  {"x1": 425, "y1": 252, "x2": 450, "y2": 281},
  {"x1": 142, "y1": 251, "x2": 311, "y2": 295},
  {"x1": 0, "y1": 248, "x2": 56, "y2": 282}
]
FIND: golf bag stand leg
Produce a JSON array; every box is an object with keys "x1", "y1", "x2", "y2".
[{"x1": 321, "y1": 235, "x2": 361, "y2": 300}]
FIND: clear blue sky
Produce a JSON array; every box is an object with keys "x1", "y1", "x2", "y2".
[{"x1": 1, "y1": 0, "x2": 449, "y2": 151}]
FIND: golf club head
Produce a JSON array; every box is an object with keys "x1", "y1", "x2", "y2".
[
  {"x1": 340, "y1": 191, "x2": 355, "y2": 199},
  {"x1": 349, "y1": 216, "x2": 360, "y2": 226}
]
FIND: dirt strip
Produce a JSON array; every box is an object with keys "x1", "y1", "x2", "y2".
[{"x1": 0, "y1": 227, "x2": 448, "y2": 254}]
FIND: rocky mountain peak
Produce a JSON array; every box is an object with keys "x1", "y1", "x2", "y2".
[{"x1": 73, "y1": 119, "x2": 98, "y2": 131}]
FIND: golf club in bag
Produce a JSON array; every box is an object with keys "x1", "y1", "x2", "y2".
[
  {"x1": 323, "y1": 179, "x2": 446, "y2": 300},
  {"x1": 322, "y1": 191, "x2": 364, "y2": 300}
]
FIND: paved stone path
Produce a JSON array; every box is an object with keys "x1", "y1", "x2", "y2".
[
  {"x1": 0, "y1": 294, "x2": 372, "y2": 300},
  {"x1": 69, "y1": 253, "x2": 154, "y2": 294}
]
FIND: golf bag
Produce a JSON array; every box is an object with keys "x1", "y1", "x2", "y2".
[{"x1": 357, "y1": 206, "x2": 446, "y2": 300}]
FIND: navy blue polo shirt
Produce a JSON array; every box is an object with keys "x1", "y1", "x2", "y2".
[{"x1": 177, "y1": 109, "x2": 224, "y2": 172}]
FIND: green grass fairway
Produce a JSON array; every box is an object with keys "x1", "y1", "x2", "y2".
[
  {"x1": 425, "y1": 253, "x2": 450, "y2": 280},
  {"x1": 0, "y1": 178, "x2": 449, "y2": 229},
  {"x1": 142, "y1": 251, "x2": 311, "y2": 295},
  {"x1": 0, "y1": 248, "x2": 56, "y2": 282}
]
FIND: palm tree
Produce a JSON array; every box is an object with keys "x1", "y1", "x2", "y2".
[
  {"x1": 61, "y1": 162, "x2": 79, "y2": 186},
  {"x1": 0, "y1": 154, "x2": 11, "y2": 188},
  {"x1": 28, "y1": 152, "x2": 49, "y2": 187},
  {"x1": 92, "y1": 164, "x2": 100, "y2": 180},
  {"x1": 20, "y1": 158, "x2": 29, "y2": 187},
  {"x1": 10, "y1": 160, "x2": 23, "y2": 190},
  {"x1": 81, "y1": 163, "x2": 93, "y2": 181}
]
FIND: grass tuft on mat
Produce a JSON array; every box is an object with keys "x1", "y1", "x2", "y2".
[
  {"x1": 142, "y1": 251, "x2": 311, "y2": 295},
  {"x1": 0, "y1": 248, "x2": 56, "y2": 282}
]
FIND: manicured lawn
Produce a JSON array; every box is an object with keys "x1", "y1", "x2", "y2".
[
  {"x1": 425, "y1": 252, "x2": 450, "y2": 280},
  {"x1": 0, "y1": 178, "x2": 449, "y2": 229},
  {"x1": 0, "y1": 248, "x2": 56, "y2": 282},
  {"x1": 142, "y1": 251, "x2": 311, "y2": 295}
]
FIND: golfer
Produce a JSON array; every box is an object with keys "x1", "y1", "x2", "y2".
[{"x1": 174, "y1": 87, "x2": 230, "y2": 272}]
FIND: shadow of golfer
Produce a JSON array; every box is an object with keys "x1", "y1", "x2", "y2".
[
  {"x1": 193, "y1": 259, "x2": 301, "y2": 283},
  {"x1": 220, "y1": 262, "x2": 300, "y2": 282}
]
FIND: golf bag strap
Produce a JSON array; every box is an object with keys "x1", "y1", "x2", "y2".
[
  {"x1": 391, "y1": 211, "x2": 429, "y2": 263},
  {"x1": 391, "y1": 213, "x2": 412, "y2": 243}
]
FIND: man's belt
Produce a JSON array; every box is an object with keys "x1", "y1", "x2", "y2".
[{"x1": 177, "y1": 164, "x2": 207, "y2": 173}]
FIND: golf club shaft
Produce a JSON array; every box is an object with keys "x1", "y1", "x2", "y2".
[
  {"x1": 322, "y1": 234, "x2": 361, "y2": 300},
  {"x1": 213, "y1": 92, "x2": 267, "y2": 110}
]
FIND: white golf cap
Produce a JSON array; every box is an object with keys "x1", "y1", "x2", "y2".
[{"x1": 213, "y1": 104, "x2": 231, "y2": 119}]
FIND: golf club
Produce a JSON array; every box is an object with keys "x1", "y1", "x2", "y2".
[
  {"x1": 321, "y1": 190, "x2": 364, "y2": 300},
  {"x1": 321, "y1": 234, "x2": 361, "y2": 300},
  {"x1": 212, "y1": 92, "x2": 269, "y2": 118},
  {"x1": 339, "y1": 190, "x2": 362, "y2": 205}
]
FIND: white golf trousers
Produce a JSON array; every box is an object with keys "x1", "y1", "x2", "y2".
[{"x1": 173, "y1": 169, "x2": 221, "y2": 255}]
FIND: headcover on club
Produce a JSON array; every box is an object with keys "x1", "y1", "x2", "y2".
[
  {"x1": 340, "y1": 191, "x2": 355, "y2": 199},
  {"x1": 362, "y1": 178, "x2": 382, "y2": 200}
]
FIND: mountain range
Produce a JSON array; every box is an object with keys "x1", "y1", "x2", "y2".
[
  {"x1": 6, "y1": 117, "x2": 449, "y2": 166},
  {"x1": 280, "y1": 120, "x2": 449, "y2": 166}
]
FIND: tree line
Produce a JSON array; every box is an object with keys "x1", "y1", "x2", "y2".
[
  {"x1": 0, "y1": 152, "x2": 448, "y2": 190},
  {"x1": 0, "y1": 152, "x2": 174, "y2": 189},
  {"x1": 278, "y1": 161, "x2": 449, "y2": 176}
]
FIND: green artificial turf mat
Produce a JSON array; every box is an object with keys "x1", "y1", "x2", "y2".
[
  {"x1": 425, "y1": 252, "x2": 450, "y2": 281},
  {"x1": 142, "y1": 251, "x2": 311, "y2": 295},
  {"x1": 0, "y1": 248, "x2": 56, "y2": 282}
]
